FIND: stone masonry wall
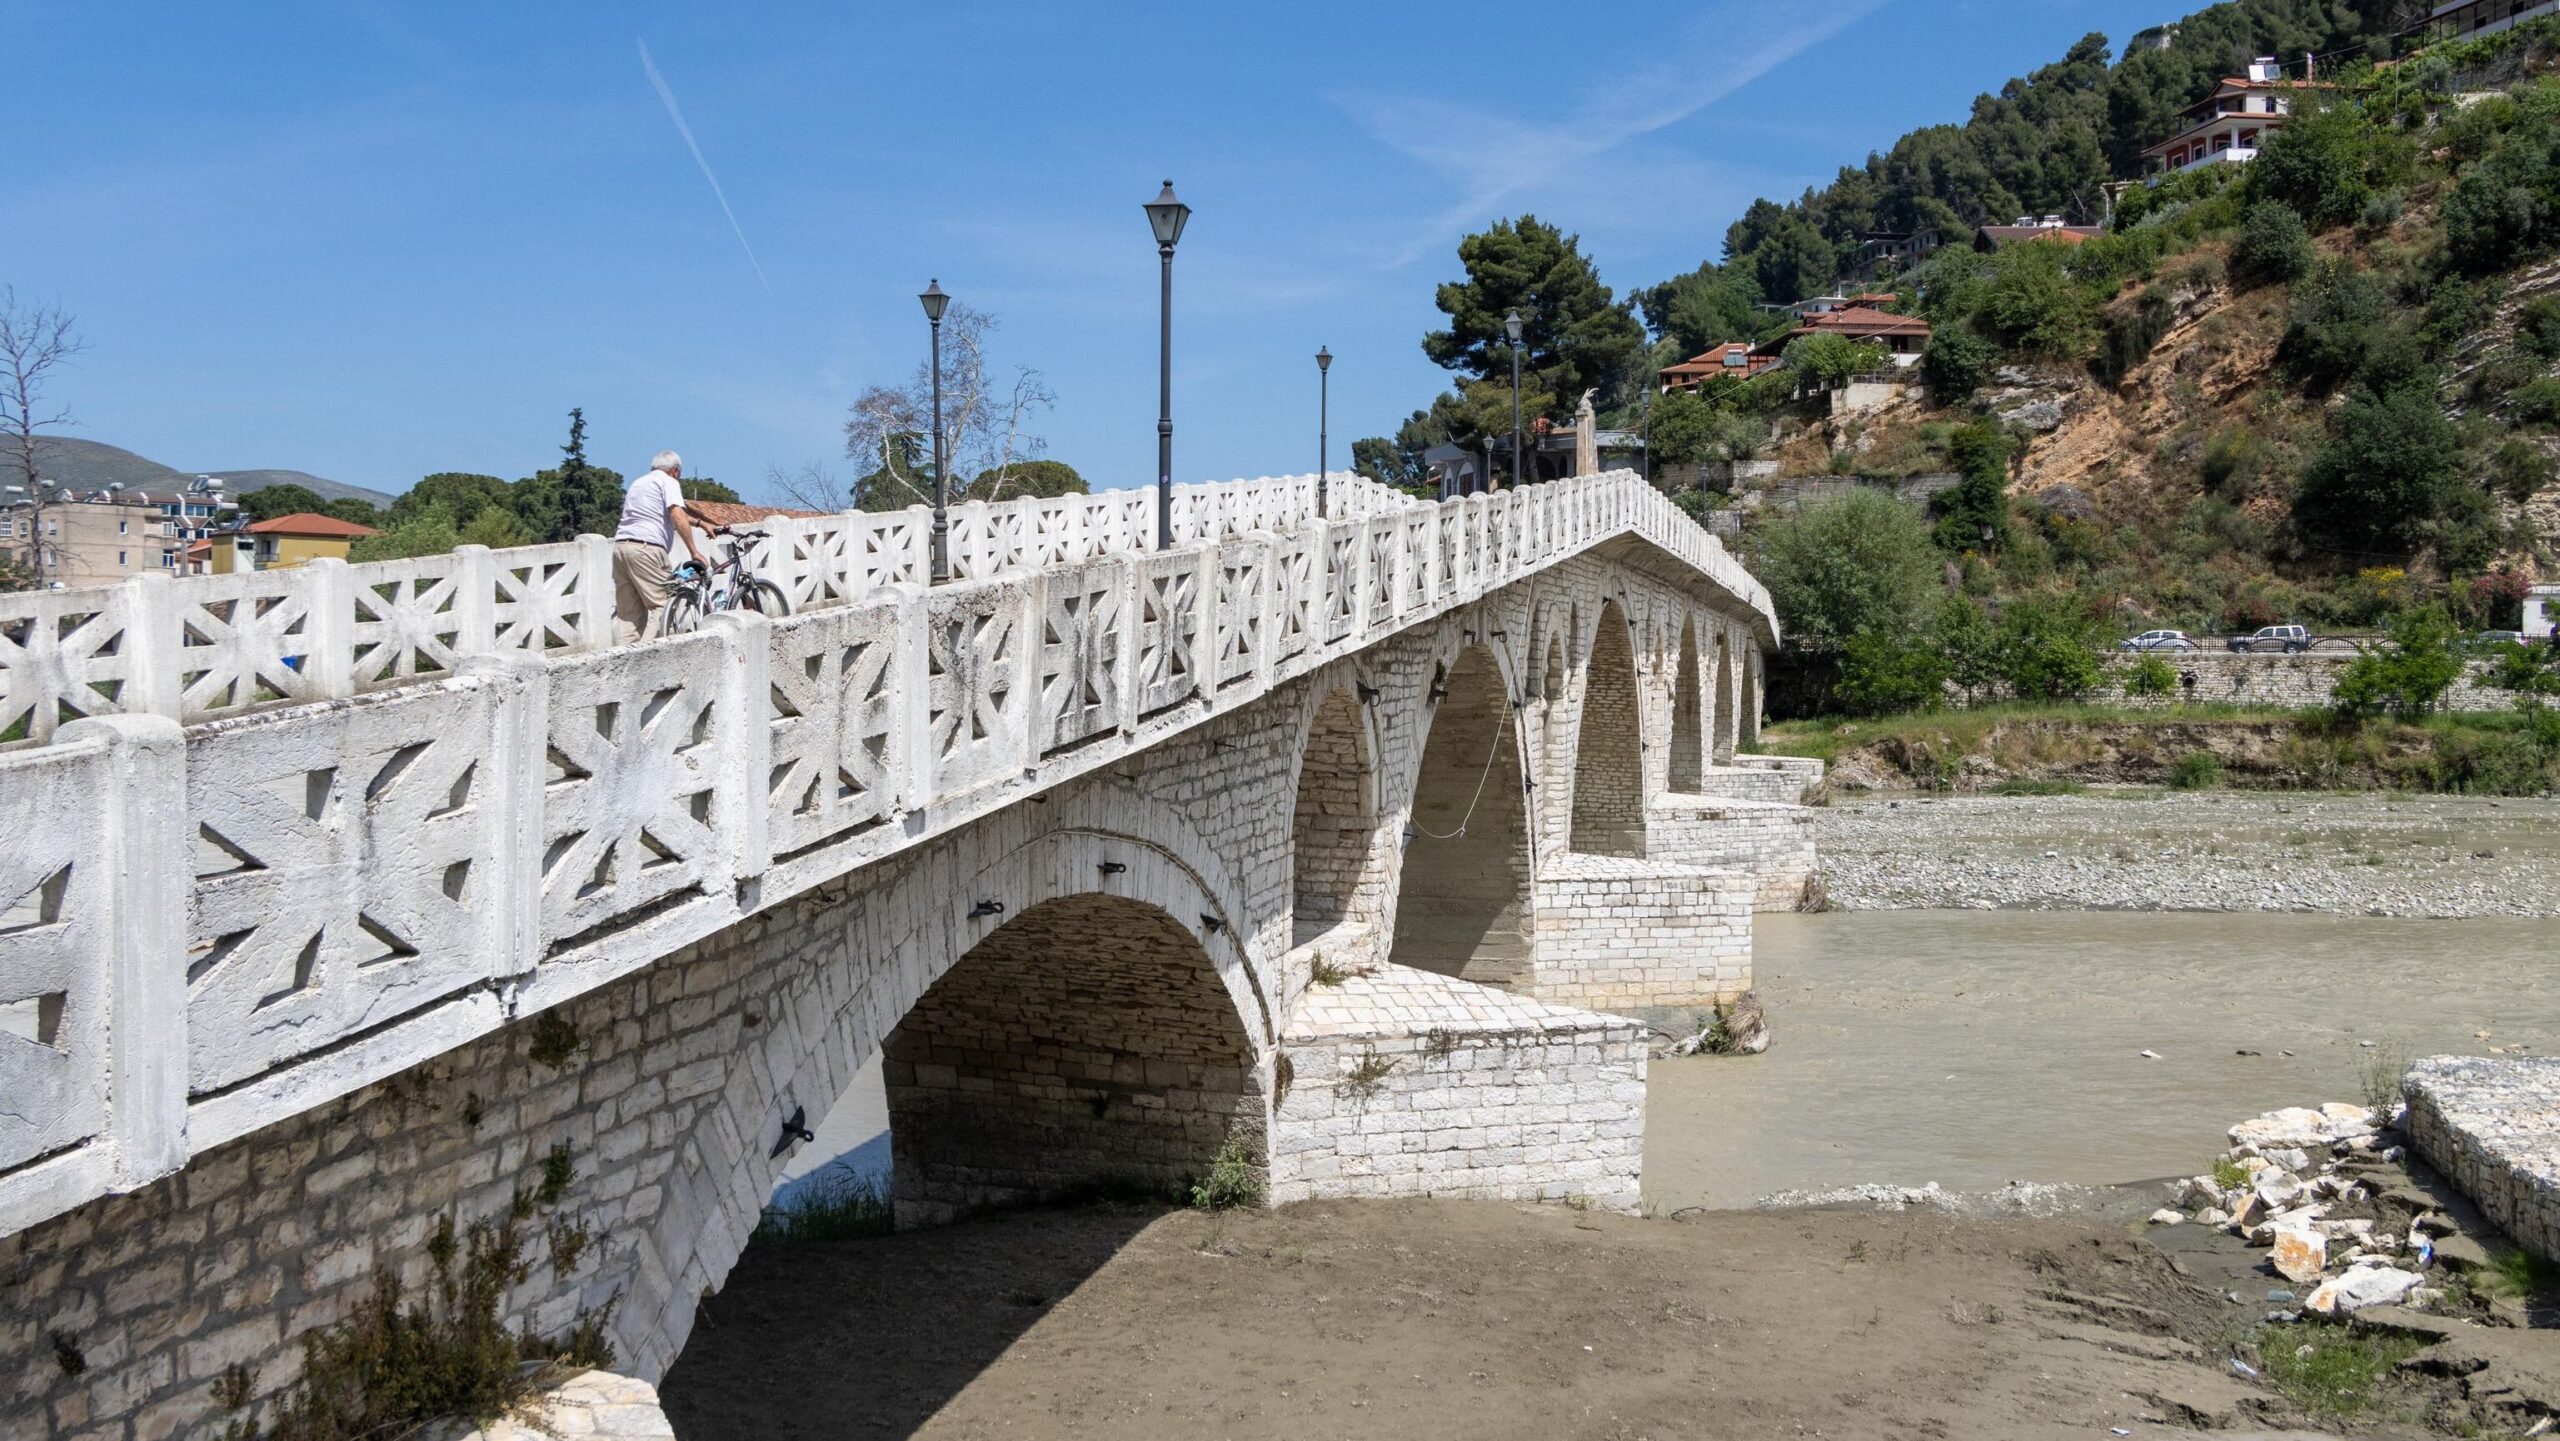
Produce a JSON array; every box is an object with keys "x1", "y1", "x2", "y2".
[
  {"x1": 2403, "y1": 1055, "x2": 2560, "y2": 1265},
  {"x1": 1529, "y1": 854, "x2": 1753, "y2": 1008},
  {"x1": 1290, "y1": 689, "x2": 1383, "y2": 936},
  {"x1": 883, "y1": 895, "x2": 1261, "y2": 1225},
  {"x1": 1569, "y1": 604, "x2": 1648, "y2": 857},
  {"x1": 2076, "y1": 653, "x2": 2512, "y2": 713},
  {"x1": 1268, "y1": 966, "x2": 1645, "y2": 1211},
  {"x1": 1648, "y1": 796, "x2": 1817, "y2": 911},
  {"x1": 1691, "y1": 757, "x2": 1825, "y2": 806}
]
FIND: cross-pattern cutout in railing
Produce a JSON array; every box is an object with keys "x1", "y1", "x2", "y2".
[
  {"x1": 538, "y1": 637, "x2": 728, "y2": 948},
  {"x1": 185, "y1": 681, "x2": 498, "y2": 1095},
  {"x1": 0, "y1": 735, "x2": 111, "y2": 1173},
  {"x1": 1035, "y1": 561, "x2": 1126, "y2": 756},
  {"x1": 765, "y1": 605, "x2": 902, "y2": 859}
]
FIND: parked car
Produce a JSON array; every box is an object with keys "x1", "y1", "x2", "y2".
[
  {"x1": 2464, "y1": 630, "x2": 2527, "y2": 652},
  {"x1": 2227, "y1": 624, "x2": 2311, "y2": 654},
  {"x1": 2117, "y1": 629, "x2": 2198, "y2": 652}
]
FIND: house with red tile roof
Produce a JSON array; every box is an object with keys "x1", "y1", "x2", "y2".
[
  {"x1": 2141, "y1": 57, "x2": 2329, "y2": 178},
  {"x1": 208, "y1": 512, "x2": 381, "y2": 573}
]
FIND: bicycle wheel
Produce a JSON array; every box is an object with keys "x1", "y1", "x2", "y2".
[
  {"x1": 741, "y1": 579, "x2": 792, "y2": 617},
  {"x1": 661, "y1": 588, "x2": 703, "y2": 636}
]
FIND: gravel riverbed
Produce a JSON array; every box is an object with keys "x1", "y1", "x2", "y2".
[{"x1": 1815, "y1": 790, "x2": 2560, "y2": 917}]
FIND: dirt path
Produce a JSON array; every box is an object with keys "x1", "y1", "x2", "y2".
[{"x1": 661, "y1": 1199, "x2": 2309, "y2": 1441}]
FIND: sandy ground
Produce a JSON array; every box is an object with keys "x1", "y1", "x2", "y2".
[{"x1": 661, "y1": 1199, "x2": 2334, "y2": 1441}]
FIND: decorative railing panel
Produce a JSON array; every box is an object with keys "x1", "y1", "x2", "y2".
[
  {"x1": 924, "y1": 584, "x2": 1029, "y2": 797},
  {"x1": 184, "y1": 680, "x2": 501, "y2": 1095},
  {"x1": 1136, "y1": 550, "x2": 1203, "y2": 716},
  {"x1": 1031, "y1": 559, "x2": 1129, "y2": 757},
  {"x1": 351, "y1": 551, "x2": 473, "y2": 691},
  {"x1": 764, "y1": 604, "x2": 903, "y2": 860},
  {"x1": 1213, "y1": 539, "x2": 1266, "y2": 691},
  {"x1": 537, "y1": 635, "x2": 730, "y2": 948},
  {"x1": 0, "y1": 734, "x2": 113, "y2": 1170},
  {"x1": 0, "y1": 588, "x2": 140, "y2": 748}
]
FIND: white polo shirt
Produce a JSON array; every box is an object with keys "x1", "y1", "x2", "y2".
[{"x1": 613, "y1": 469, "x2": 685, "y2": 549}]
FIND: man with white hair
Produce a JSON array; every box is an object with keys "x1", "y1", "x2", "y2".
[{"x1": 612, "y1": 449, "x2": 713, "y2": 643}]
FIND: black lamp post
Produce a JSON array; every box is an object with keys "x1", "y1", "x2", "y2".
[
  {"x1": 1145, "y1": 180, "x2": 1191, "y2": 550},
  {"x1": 1504, "y1": 307, "x2": 1525, "y2": 489},
  {"x1": 920, "y1": 278, "x2": 951, "y2": 582},
  {"x1": 1316, "y1": 346, "x2": 1332, "y2": 518}
]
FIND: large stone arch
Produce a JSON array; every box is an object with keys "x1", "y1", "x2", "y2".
[
  {"x1": 1388, "y1": 644, "x2": 1532, "y2": 987},
  {"x1": 1569, "y1": 601, "x2": 1645, "y2": 857},
  {"x1": 884, "y1": 892, "x2": 1261, "y2": 1226},
  {"x1": 1667, "y1": 616, "x2": 1703, "y2": 792},
  {"x1": 1289, "y1": 687, "x2": 1385, "y2": 944}
]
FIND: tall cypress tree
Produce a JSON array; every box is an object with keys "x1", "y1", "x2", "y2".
[{"x1": 520, "y1": 408, "x2": 626, "y2": 543}]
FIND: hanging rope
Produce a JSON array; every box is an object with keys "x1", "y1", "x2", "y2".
[{"x1": 1408, "y1": 700, "x2": 1516, "y2": 841}]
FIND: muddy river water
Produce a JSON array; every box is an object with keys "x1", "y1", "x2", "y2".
[{"x1": 1646, "y1": 908, "x2": 2554, "y2": 1209}]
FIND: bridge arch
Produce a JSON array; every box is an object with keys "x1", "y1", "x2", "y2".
[
  {"x1": 884, "y1": 891, "x2": 1261, "y2": 1226},
  {"x1": 1388, "y1": 643, "x2": 1532, "y2": 987},
  {"x1": 1668, "y1": 616, "x2": 1703, "y2": 792},
  {"x1": 1289, "y1": 686, "x2": 1386, "y2": 945},
  {"x1": 1569, "y1": 600, "x2": 1645, "y2": 857}
]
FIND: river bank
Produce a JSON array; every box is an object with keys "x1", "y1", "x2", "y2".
[{"x1": 1813, "y1": 791, "x2": 2560, "y2": 916}]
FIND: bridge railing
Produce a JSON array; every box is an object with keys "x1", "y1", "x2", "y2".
[
  {"x1": 0, "y1": 467, "x2": 1769, "y2": 1237},
  {"x1": 0, "y1": 472, "x2": 1426, "y2": 752}
]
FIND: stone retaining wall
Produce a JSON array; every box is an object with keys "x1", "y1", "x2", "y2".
[
  {"x1": 1268, "y1": 966, "x2": 1645, "y2": 1211},
  {"x1": 1692, "y1": 757, "x2": 1825, "y2": 806},
  {"x1": 2078, "y1": 653, "x2": 2511, "y2": 713},
  {"x1": 2403, "y1": 1055, "x2": 2560, "y2": 1265}
]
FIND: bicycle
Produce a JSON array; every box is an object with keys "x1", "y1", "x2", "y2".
[{"x1": 662, "y1": 527, "x2": 791, "y2": 634}]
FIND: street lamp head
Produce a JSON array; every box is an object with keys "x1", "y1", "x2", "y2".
[
  {"x1": 1503, "y1": 308, "x2": 1524, "y2": 343},
  {"x1": 1145, "y1": 179, "x2": 1191, "y2": 250},
  {"x1": 1316, "y1": 345, "x2": 1332, "y2": 373},
  {"x1": 919, "y1": 278, "x2": 950, "y2": 324}
]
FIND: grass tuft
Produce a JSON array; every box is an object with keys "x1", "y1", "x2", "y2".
[
  {"x1": 2259, "y1": 1332, "x2": 2424, "y2": 1419},
  {"x1": 754, "y1": 1164, "x2": 895, "y2": 1245},
  {"x1": 1188, "y1": 1136, "x2": 1262, "y2": 1210}
]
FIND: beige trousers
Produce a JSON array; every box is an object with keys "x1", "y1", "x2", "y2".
[{"x1": 612, "y1": 540, "x2": 674, "y2": 644}]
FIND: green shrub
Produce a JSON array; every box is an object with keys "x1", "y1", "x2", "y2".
[
  {"x1": 2295, "y1": 387, "x2": 2463, "y2": 556},
  {"x1": 1921, "y1": 327, "x2": 1997, "y2": 400},
  {"x1": 2199, "y1": 424, "x2": 2263, "y2": 493},
  {"x1": 1189, "y1": 1135, "x2": 1263, "y2": 1210},
  {"x1": 2231, "y1": 201, "x2": 2315, "y2": 288},
  {"x1": 2280, "y1": 263, "x2": 2394, "y2": 392},
  {"x1": 2125, "y1": 654, "x2": 2177, "y2": 698},
  {"x1": 2491, "y1": 437, "x2": 2553, "y2": 502},
  {"x1": 2167, "y1": 750, "x2": 2224, "y2": 789},
  {"x1": 2092, "y1": 287, "x2": 2175, "y2": 387},
  {"x1": 2252, "y1": 100, "x2": 2377, "y2": 228},
  {"x1": 1749, "y1": 490, "x2": 1945, "y2": 655},
  {"x1": 2333, "y1": 606, "x2": 2467, "y2": 722},
  {"x1": 2514, "y1": 376, "x2": 2560, "y2": 426},
  {"x1": 1993, "y1": 598, "x2": 2106, "y2": 702},
  {"x1": 1835, "y1": 628, "x2": 1951, "y2": 717},
  {"x1": 2522, "y1": 293, "x2": 2560, "y2": 360},
  {"x1": 1974, "y1": 242, "x2": 2099, "y2": 357}
]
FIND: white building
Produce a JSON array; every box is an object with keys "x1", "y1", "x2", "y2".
[
  {"x1": 2142, "y1": 58, "x2": 2327, "y2": 178},
  {"x1": 2423, "y1": 0, "x2": 2560, "y2": 41}
]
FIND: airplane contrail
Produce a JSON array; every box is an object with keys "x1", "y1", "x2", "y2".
[{"x1": 638, "y1": 38, "x2": 771, "y2": 294}]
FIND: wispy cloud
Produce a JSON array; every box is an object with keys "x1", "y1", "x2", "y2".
[
  {"x1": 639, "y1": 38, "x2": 770, "y2": 294},
  {"x1": 1336, "y1": 0, "x2": 1892, "y2": 265}
]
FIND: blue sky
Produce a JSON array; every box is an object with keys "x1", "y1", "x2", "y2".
[{"x1": 5, "y1": 1, "x2": 2189, "y2": 502}]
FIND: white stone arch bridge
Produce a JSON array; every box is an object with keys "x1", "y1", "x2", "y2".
[{"x1": 0, "y1": 470, "x2": 1818, "y2": 1431}]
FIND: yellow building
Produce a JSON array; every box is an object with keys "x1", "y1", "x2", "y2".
[{"x1": 207, "y1": 512, "x2": 379, "y2": 573}]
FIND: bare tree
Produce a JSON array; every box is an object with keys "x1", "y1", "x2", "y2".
[
  {"x1": 0, "y1": 288, "x2": 84, "y2": 586},
  {"x1": 839, "y1": 303, "x2": 1056, "y2": 509}
]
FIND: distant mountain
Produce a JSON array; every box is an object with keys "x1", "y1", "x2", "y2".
[{"x1": 16, "y1": 437, "x2": 397, "y2": 507}]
